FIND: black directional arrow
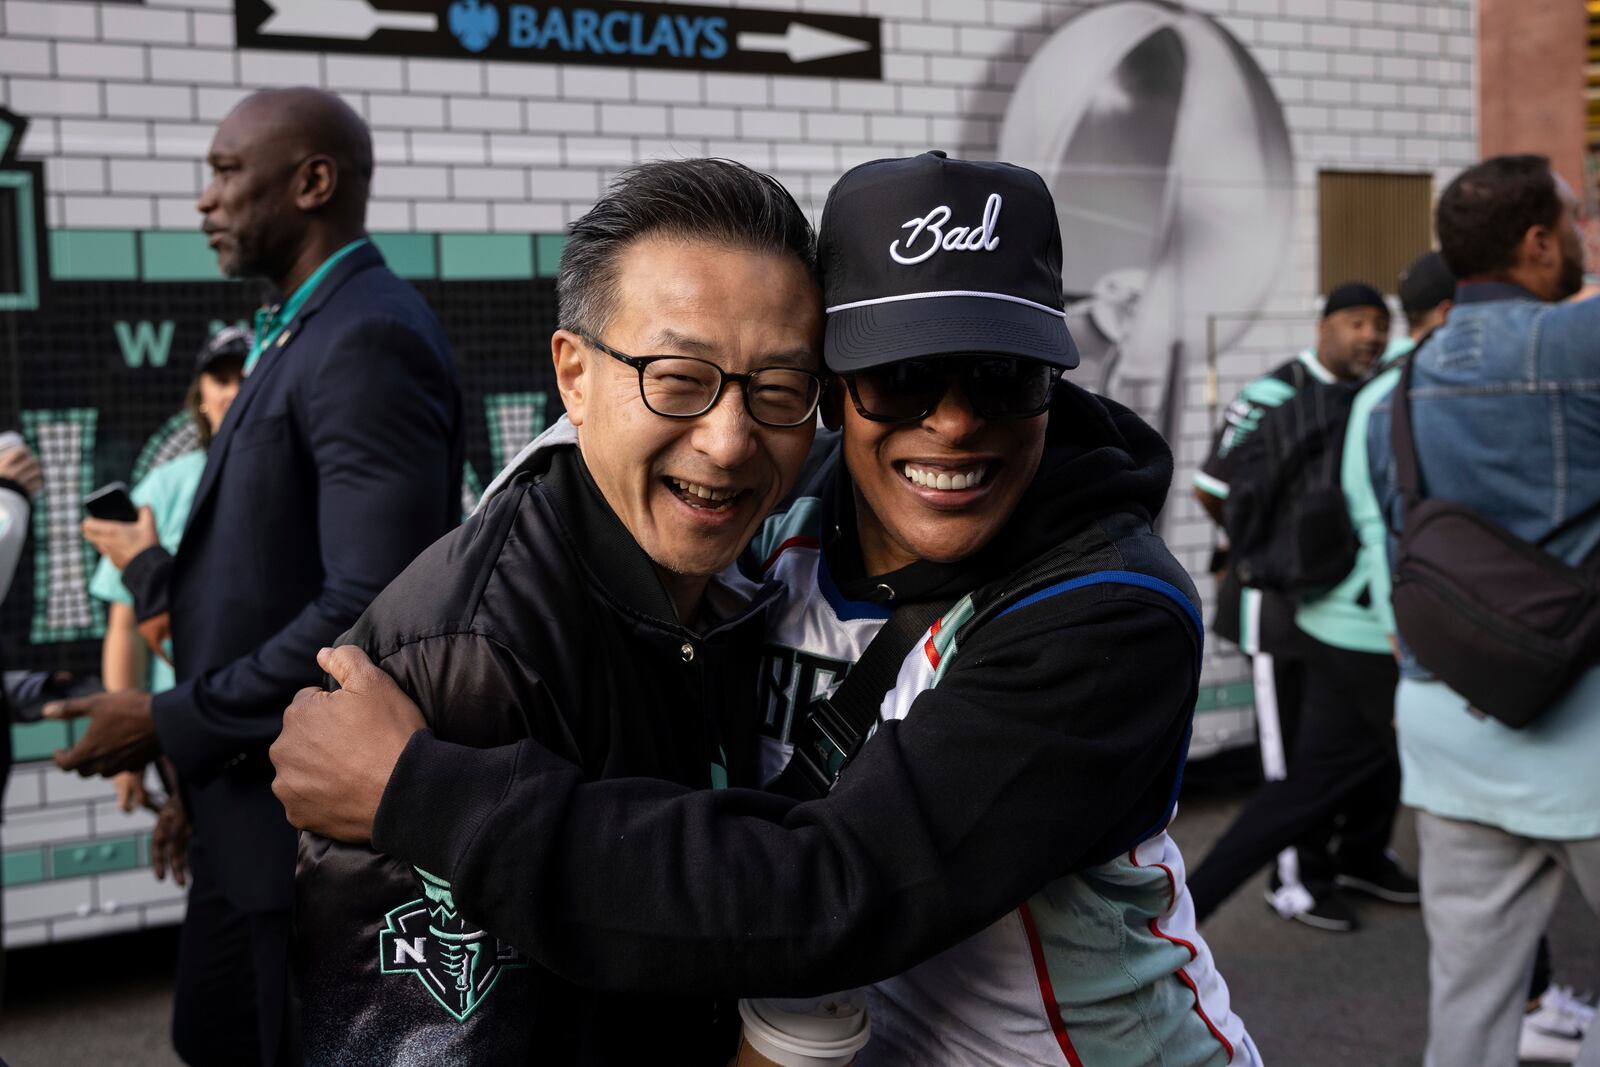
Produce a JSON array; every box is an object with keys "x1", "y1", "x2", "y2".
[{"x1": 236, "y1": 0, "x2": 883, "y2": 80}]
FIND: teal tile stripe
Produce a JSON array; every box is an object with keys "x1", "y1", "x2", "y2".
[
  {"x1": 438, "y1": 233, "x2": 534, "y2": 280},
  {"x1": 11, "y1": 718, "x2": 91, "y2": 763},
  {"x1": 52, "y1": 837, "x2": 139, "y2": 879},
  {"x1": 2, "y1": 848, "x2": 45, "y2": 887},
  {"x1": 141, "y1": 231, "x2": 226, "y2": 282},
  {"x1": 50, "y1": 229, "x2": 139, "y2": 281},
  {"x1": 3, "y1": 834, "x2": 150, "y2": 886},
  {"x1": 535, "y1": 233, "x2": 566, "y2": 277},
  {"x1": 11, "y1": 720, "x2": 70, "y2": 763},
  {"x1": 370, "y1": 232, "x2": 437, "y2": 279},
  {"x1": 1194, "y1": 681, "x2": 1255, "y2": 713},
  {"x1": 43, "y1": 230, "x2": 565, "y2": 282}
]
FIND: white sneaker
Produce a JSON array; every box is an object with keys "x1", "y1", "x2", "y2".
[{"x1": 1519, "y1": 984, "x2": 1596, "y2": 1064}]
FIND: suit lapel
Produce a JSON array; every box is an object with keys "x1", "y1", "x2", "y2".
[
  {"x1": 182, "y1": 331, "x2": 294, "y2": 541},
  {"x1": 182, "y1": 242, "x2": 386, "y2": 541}
]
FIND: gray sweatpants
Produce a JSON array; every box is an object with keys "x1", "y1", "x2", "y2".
[{"x1": 1417, "y1": 811, "x2": 1600, "y2": 1067}]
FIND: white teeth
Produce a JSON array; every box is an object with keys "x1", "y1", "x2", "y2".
[
  {"x1": 901, "y1": 463, "x2": 989, "y2": 490},
  {"x1": 671, "y1": 477, "x2": 737, "y2": 503}
]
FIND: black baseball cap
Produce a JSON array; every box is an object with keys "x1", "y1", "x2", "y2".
[
  {"x1": 1397, "y1": 251, "x2": 1455, "y2": 314},
  {"x1": 818, "y1": 151, "x2": 1079, "y2": 373},
  {"x1": 1322, "y1": 282, "x2": 1387, "y2": 319},
  {"x1": 196, "y1": 324, "x2": 251, "y2": 374}
]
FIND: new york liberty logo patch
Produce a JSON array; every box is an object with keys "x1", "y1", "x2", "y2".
[{"x1": 379, "y1": 867, "x2": 527, "y2": 1022}]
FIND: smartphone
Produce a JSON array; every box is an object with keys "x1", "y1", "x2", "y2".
[{"x1": 83, "y1": 481, "x2": 139, "y2": 522}]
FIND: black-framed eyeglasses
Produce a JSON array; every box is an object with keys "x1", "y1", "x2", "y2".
[
  {"x1": 582, "y1": 335, "x2": 824, "y2": 429},
  {"x1": 844, "y1": 355, "x2": 1062, "y2": 424}
]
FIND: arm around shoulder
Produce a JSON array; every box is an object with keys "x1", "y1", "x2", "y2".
[{"x1": 373, "y1": 588, "x2": 1197, "y2": 998}]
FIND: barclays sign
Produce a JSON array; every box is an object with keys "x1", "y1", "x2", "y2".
[{"x1": 236, "y1": 0, "x2": 882, "y2": 79}]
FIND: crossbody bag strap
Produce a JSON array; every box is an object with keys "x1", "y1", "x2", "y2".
[
  {"x1": 1389, "y1": 341, "x2": 1427, "y2": 508},
  {"x1": 768, "y1": 598, "x2": 950, "y2": 801}
]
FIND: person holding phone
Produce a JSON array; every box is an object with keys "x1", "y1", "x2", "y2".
[
  {"x1": 84, "y1": 327, "x2": 249, "y2": 881},
  {"x1": 49, "y1": 87, "x2": 464, "y2": 1067}
]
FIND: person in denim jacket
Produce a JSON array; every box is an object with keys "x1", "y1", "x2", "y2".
[{"x1": 1368, "y1": 154, "x2": 1600, "y2": 1067}]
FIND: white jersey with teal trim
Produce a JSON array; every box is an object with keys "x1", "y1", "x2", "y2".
[{"x1": 750, "y1": 503, "x2": 1262, "y2": 1067}]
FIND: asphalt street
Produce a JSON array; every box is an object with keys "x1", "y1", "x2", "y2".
[{"x1": 0, "y1": 788, "x2": 1595, "y2": 1066}]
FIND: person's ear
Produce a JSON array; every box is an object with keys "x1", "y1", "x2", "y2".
[
  {"x1": 295, "y1": 155, "x2": 337, "y2": 212},
  {"x1": 820, "y1": 375, "x2": 846, "y2": 431},
  {"x1": 552, "y1": 330, "x2": 589, "y2": 427},
  {"x1": 1521, "y1": 222, "x2": 1556, "y2": 272}
]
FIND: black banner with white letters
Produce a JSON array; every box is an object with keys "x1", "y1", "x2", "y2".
[{"x1": 235, "y1": 0, "x2": 882, "y2": 80}]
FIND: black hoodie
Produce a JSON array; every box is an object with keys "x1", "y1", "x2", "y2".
[
  {"x1": 367, "y1": 383, "x2": 1205, "y2": 1005},
  {"x1": 294, "y1": 432, "x2": 775, "y2": 1065}
]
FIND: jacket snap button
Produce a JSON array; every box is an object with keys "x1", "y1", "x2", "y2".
[{"x1": 680, "y1": 642, "x2": 695, "y2": 662}]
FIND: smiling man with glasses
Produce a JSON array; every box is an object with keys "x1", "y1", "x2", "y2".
[
  {"x1": 276, "y1": 152, "x2": 1257, "y2": 1065},
  {"x1": 286, "y1": 157, "x2": 823, "y2": 1064},
  {"x1": 581, "y1": 333, "x2": 824, "y2": 429}
]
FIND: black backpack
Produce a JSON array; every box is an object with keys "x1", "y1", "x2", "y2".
[
  {"x1": 1389, "y1": 349, "x2": 1600, "y2": 728},
  {"x1": 1222, "y1": 362, "x2": 1360, "y2": 598}
]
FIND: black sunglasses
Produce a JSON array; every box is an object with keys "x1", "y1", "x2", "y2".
[
  {"x1": 844, "y1": 355, "x2": 1062, "y2": 424},
  {"x1": 582, "y1": 335, "x2": 823, "y2": 429}
]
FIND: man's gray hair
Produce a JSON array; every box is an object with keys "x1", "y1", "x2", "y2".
[{"x1": 557, "y1": 158, "x2": 817, "y2": 338}]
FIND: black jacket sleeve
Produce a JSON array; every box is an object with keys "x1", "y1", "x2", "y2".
[
  {"x1": 154, "y1": 319, "x2": 459, "y2": 781},
  {"x1": 372, "y1": 586, "x2": 1197, "y2": 998},
  {"x1": 121, "y1": 545, "x2": 173, "y2": 623}
]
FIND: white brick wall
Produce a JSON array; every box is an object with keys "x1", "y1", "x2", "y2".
[
  {"x1": 7, "y1": 78, "x2": 103, "y2": 118},
  {"x1": 0, "y1": 0, "x2": 1478, "y2": 717},
  {"x1": 99, "y1": 5, "x2": 191, "y2": 45},
  {"x1": 4, "y1": 1, "x2": 98, "y2": 40},
  {"x1": 0, "y1": 0, "x2": 1478, "y2": 326},
  {"x1": 108, "y1": 157, "x2": 200, "y2": 196},
  {"x1": 492, "y1": 200, "x2": 568, "y2": 232},
  {"x1": 55, "y1": 42, "x2": 147, "y2": 82}
]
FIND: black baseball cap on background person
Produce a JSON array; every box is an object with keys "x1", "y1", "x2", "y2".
[
  {"x1": 196, "y1": 324, "x2": 251, "y2": 374},
  {"x1": 1321, "y1": 282, "x2": 1388, "y2": 319},
  {"x1": 1397, "y1": 251, "x2": 1456, "y2": 314},
  {"x1": 817, "y1": 151, "x2": 1080, "y2": 373}
]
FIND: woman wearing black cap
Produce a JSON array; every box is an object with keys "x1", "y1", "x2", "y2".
[{"x1": 86, "y1": 327, "x2": 250, "y2": 859}]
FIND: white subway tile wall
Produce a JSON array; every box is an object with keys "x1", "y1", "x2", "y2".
[
  {"x1": 0, "y1": 0, "x2": 1475, "y2": 234},
  {"x1": 0, "y1": 0, "x2": 1477, "y2": 752}
]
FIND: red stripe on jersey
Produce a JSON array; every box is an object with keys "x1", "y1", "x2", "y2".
[
  {"x1": 1127, "y1": 845, "x2": 1178, "y2": 911},
  {"x1": 1149, "y1": 918, "x2": 1197, "y2": 961},
  {"x1": 760, "y1": 535, "x2": 820, "y2": 574},
  {"x1": 1173, "y1": 967, "x2": 1237, "y2": 1062},
  {"x1": 1132, "y1": 842, "x2": 1235, "y2": 1063},
  {"x1": 923, "y1": 616, "x2": 943, "y2": 669},
  {"x1": 1148, "y1": 919, "x2": 1235, "y2": 1063},
  {"x1": 1016, "y1": 903, "x2": 1084, "y2": 1067}
]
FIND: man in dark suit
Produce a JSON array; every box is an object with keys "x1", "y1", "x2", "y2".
[{"x1": 46, "y1": 88, "x2": 462, "y2": 1066}]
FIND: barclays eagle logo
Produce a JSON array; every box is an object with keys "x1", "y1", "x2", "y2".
[{"x1": 448, "y1": 0, "x2": 499, "y2": 53}]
